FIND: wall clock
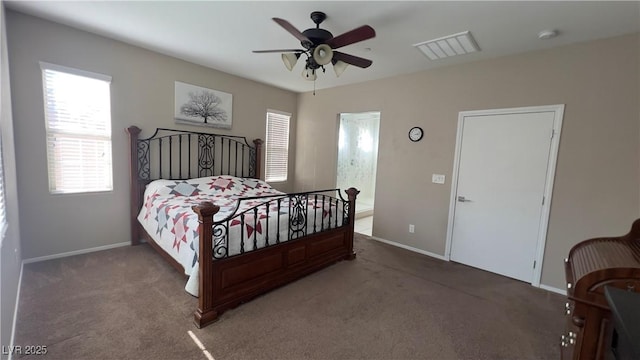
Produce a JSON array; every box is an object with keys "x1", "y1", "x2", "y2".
[{"x1": 408, "y1": 127, "x2": 424, "y2": 142}]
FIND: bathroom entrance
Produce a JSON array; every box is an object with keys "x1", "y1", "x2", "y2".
[{"x1": 336, "y1": 111, "x2": 380, "y2": 225}]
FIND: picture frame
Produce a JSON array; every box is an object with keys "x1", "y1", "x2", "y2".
[{"x1": 174, "y1": 81, "x2": 233, "y2": 129}]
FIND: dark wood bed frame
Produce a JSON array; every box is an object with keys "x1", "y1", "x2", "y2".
[{"x1": 126, "y1": 126, "x2": 358, "y2": 328}]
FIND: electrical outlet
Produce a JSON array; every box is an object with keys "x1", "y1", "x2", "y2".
[
  {"x1": 432, "y1": 174, "x2": 446, "y2": 184},
  {"x1": 409, "y1": 224, "x2": 415, "y2": 233}
]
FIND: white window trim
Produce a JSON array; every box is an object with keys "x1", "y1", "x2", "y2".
[
  {"x1": 40, "y1": 62, "x2": 113, "y2": 194},
  {"x1": 265, "y1": 109, "x2": 291, "y2": 183},
  {"x1": 0, "y1": 136, "x2": 6, "y2": 242},
  {"x1": 39, "y1": 61, "x2": 112, "y2": 83}
]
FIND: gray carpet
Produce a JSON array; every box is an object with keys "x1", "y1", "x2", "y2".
[{"x1": 14, "y1": 234, "x2": 564, "y2": 359}]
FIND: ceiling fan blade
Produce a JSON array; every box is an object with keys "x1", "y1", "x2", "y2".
[
  {"x1": 273, "y1": 18, "x2": 313, "y2": 47},
  {"x1": 253, "y1": 49, "x2": 305, "y2": 53},
  {"x1": 333, "y1": 51, "x2": 372, "y2": 68},
  {"x1": 326, "y1": 25, "x2": 375, "y2": 49}
]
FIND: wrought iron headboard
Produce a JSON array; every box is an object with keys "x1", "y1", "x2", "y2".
[
  {"x1": 127, "y1": 127, "x2": 262, "y2": 181},
  {"x1": 126, "y1": 126, "x2": 263, "y2": 244}
]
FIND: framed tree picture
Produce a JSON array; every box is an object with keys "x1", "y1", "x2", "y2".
[{"x1": 174, "y1": 81, "x2": 233, "y2": 129}]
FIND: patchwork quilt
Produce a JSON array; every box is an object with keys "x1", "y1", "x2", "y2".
[{"x1": 137, "y1": 175, "x2": 345, "y2": 296}]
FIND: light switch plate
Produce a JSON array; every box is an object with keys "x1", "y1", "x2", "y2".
[{"x1": 432, "y1": 174, "x2": 446, "y2": 184}]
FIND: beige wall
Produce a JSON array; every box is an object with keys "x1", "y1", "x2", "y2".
[
  {"x1": 5, "y1": 9, "x2": 639, "y2": 291},
  {"x1": 295, "y1": 33, "x2": 640, "y2": 289},
  {"x1": 7, "y1": 11, "x2": 297, "y2": 260},
  {"x1": 0, "y1": 4, "x2": 22, "y2": 356}
]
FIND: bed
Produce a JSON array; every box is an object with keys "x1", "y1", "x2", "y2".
[{"x1": 126, "y1": 126, "x2": 358, "y2": 328}]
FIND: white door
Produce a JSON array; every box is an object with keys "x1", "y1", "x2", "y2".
[{"x1": 449, "y1": 109, "x2": 557, "y2": 283}]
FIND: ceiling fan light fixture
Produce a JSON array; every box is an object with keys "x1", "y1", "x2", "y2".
[
  {"x1": 255, "y1": 11, "x2": 375, "y2": 84},
  {"x1": 281, "y1": 52, "x2": 300, "y2": 71},
  {"x1": 313, "y1": 44, "x2": 333, "y2": 66},
  {"x1": 302, "y1": 68, "x2": 317, "y2": 81},
  {"x1": 332, "y1": 59, "x2": 348, "y2": 77}
]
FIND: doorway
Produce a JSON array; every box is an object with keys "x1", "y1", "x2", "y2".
[
  {"x1": 446, "y1": 105, "x2": 564, "y2": 286},
  {"x1": 336, "y1": 112, "x2": 380, "y2": 231}
]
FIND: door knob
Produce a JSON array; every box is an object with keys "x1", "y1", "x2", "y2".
[{"x1": 457, "y1": 196, "x2": 472, "y2": 202}]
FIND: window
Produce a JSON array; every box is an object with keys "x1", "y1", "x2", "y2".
[
  {"x1": 0, "y1": 132, "x2": 6, "y2": 238},
  {"x1": 41, "y1": 62, "x2": 113, "y2": 194},
  {"x1": 265, "y1": 110, "x2": 290, "y2": 182}
]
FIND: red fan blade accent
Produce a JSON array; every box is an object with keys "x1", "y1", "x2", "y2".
[
  {"x1": 273, "y1": 18, "x2": 313, "y2": 47},
  {"x1": 326, "y1": 25, "x2": 375, "y2": 49},
  {"x1": 333, "y1": 51, "x2": 372, "y2": 68},
  {"x1": 253, "y1": 49, "x2": 305, "y2": 53}
]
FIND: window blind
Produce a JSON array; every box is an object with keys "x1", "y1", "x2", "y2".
[
  {"x1": 265, "y1": 110, "x2": 290, "y2": 182},
  {"x1": 0, "y1": 133, "x2": 6, "y2": 238},
  {"x1": 41, "y1": 62, "x2": 113, "y2": 194}
]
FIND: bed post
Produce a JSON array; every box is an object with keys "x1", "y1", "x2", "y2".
[
  {"x1": 253, "y1": 139, "x2": 263, "y2": 179},
  {"x1": 126, "y1": 126, "x2": 142, "y2": 245},
  {"x1": 192, "y1": 201, "x2": 221, "y2": 328},
  {"x1": 345, "y1": 187, "x2": 360, "y2": 260}
]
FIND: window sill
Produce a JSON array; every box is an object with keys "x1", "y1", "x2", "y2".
[{"x1": 49, "y1": 189, "x2": 114, "y2": 196}]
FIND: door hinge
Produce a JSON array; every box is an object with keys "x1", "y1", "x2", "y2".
[
  {"x1": 550, "y1": 129, "x2": 555, "y2": 139},
  {"x1": 542, "y1": 196, "x2": 545, "y2": 205},
  {"x1": 533, "y1": 260, "x2": 537, "y2": 269}
]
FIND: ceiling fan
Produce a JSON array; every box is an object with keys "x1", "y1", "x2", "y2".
[{"x1": 253, "y1": 11, "x2": 375, "y2": 81}]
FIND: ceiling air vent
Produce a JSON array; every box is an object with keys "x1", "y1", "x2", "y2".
[{"x1": 414, "y1": 31, "x2": 480, "y2": 60}]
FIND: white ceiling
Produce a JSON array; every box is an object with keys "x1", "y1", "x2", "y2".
[{"x1": 6, "y1": 1, "x2": 640, "y2": 93}]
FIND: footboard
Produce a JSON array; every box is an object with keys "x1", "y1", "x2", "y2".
[
  {"x1": 127, "y1": 126, "x2": 360, "y2": 328},
  {"x1": 192, "y1": 188, "x2": 359, "y2": 328}
]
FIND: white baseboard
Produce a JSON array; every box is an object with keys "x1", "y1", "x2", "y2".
[
  {"x1": 10, "y1": 242, "x2": 130, "y2": 358},
  {"x1": 355, "y1": 209, "x2": 374, "y2": 219},
  {"x1": 23, "y1": 242, "x2": 130, "y2": 264},
  {"x1": 539, "y1": 284, "x2": 567, "y2": 296},
  {"x1": 8, "y1": 262, "x2": 23, "y2": 360},
  {"x1": 369, "y1": 236, "x2": 448, "y2": 261},
  {"x1": 369, "y1": 236, "x2": 568, "y2": 296}
]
